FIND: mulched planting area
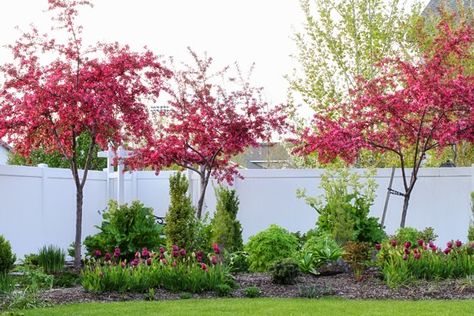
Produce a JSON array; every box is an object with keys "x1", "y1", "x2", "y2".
[{"x1": 37, "y1": 269, "x2": 474, "y2": 305}]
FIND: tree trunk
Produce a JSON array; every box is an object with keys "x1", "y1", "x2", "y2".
[
  {"x1": 74, "y1": 187, "x2": 84, "y2": 268},
  {"x1": 196, "y1": 172, "x2": 209, "y2": 219},
  {"x1": 400, "y1": 193, "x2": 410, "y2": 228}
]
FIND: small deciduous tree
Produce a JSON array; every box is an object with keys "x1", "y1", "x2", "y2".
[
  {"x1": 294, "y1": 18, "x2": 474, "y2": 228},
  {"x1": 129, "y1": 49, "x2": 286, "y2": 219},
  {"x1": 0, "y1": 0, "x2": 171, "y2": 267},
  {"x1": 288, "y1": 0, "x2": 423, "y2": 168}
]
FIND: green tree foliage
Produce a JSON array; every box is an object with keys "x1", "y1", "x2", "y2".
[
  {"x1": 84, "y1": 200, "x2": 163, "y2": 260},
  {"x1": 8, "y1": 132, "x2": 106, "y2": 170},
  {"x1": 0, "y1": 235, "x2": 16, "y2": 274},
  {"x1": 288, "y1": 0, "x2": 422, "y2": 168},
  {"x1": 290, "y1": 0, "x2": 420, "y2": 111},
  {"x1": 211, "y1": 187, "x2": 243, "y2": 252},
  {"x1": 297, "y1": 168, "x2": 386, "y2": 244},
  {"x1": 164, "y1": 172, "x2": 196, "y2": 249}
]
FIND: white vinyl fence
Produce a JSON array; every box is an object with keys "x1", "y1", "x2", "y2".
[{"x1": 0, "y1": 163, "x2": 473, "y2": 259}]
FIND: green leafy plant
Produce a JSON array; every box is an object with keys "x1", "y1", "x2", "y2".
[
  {"x1": 215, "y1": 284, "x2": 233, "y2": 297},
  {"x1": 145, "y1": 288, "x2": 155, "y2": 301},
  {"x1": 243, "y1": 286, "x2": 262, "y2": 298},
  {"x1": 0, "y1": 274, "x2": 14, "y2": 295},
  {"x1": 245, "y1": 225, "x2": 298, "y2": 272},
  {"x1": 342, "y1": 241, "x2": 371, "y2": 281},
  {"x1": 298, "y1": 234, "x2": 343, "y2": 274},
  {"x1": 14, "y1": 267, "x2": 53, "y2": 293},
  {"x1": 392, "y1": 227, "x2": 438, "y2": 247},
  {"x1": 270, "y1": 258, "x2": 300, "y2": 285},
  {"x1": 0, "y1": 290, "x2": 50, "y2": 311},
  {"x1": 84, "y1": 200, "x2": 164, "y2": 260},
  {"x1": 165, "y1": 172, "x2": 196, "y2": 249},
  {"x1": 226, "y1": 251, "x2": 249, "y2": 273},
  {"x1": 37, "y1": 245, "x2": 65, "y2": 274},
  {"x1": 52, "y1": 271, "x2": 80, "y2": 288},
  {"x1": 191, "y1": 215, "x2": 213, "y2": 253},
  {"x1": 0, "y1": 236, "x2": 16, "y2": 274},
  {"x1": 22, "y1": 254, "x2": 39, "y2": 267},
  {"x1": 211, "y1": 186, "x2": 243, "y2": 252},
  {"x1": 297, "y1": 168, "x2": 385, "y2": 245}
]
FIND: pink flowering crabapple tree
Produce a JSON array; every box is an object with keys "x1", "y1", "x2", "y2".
[
  {"x1": 294, "y1": 19, "x2": 474, "y2": 228},
  {"x1": 0, "y1": 0, "x2": 171, "y2": 267},
  {"x1": 128, "y1": 49, "x2": 287, "y2": 219}
]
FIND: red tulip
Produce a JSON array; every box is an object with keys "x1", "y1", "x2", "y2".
[
  {"x1": 94, "y1": 249, "x2": 102, "y2": 258},
  {"x1": 104, "y1": 252, "x2": 111, "y2": 261},
  {"x1": 417, "y1": 239, "x2": 424, "y2": 247},
  {"x1": 375, "y1": 243, "x2": 382, "y2": 251},
  {"x1": 403, "y1": 254, "x2": 408, "y2": 260},
  {"x1": 114, "y1": 247, "x2": 121, "y2": 258},
  {"x1": 211, "y1": 255, "x2": 218, "y2": 265},
  {"x1": 443, "y1": 248, "x2": 451, "y2": 255},
  {"x1": 212, "y1": 243, "x2": 221, "y2": 254},
  {"x1": 446, "y1": 241, "x2": 453, "y2": 249},
  {"x1": 141, "y1": 248, "x2": 150, "y2": 258},
  {"x1": 414, "y1": 252, "x2": 421, "y2": 260},
  {"x1": 455, "y1": 240, "x2": 462, "y2": 247},
  {"x1": 404, "y1": 241, "x2": 411, "y2": 249},
  {"x1": 390, "y1": 240, "x2": 397, "y2": 247},
  {"x1": 201, "y1": 263, "x2": 208, "y2": 271}
]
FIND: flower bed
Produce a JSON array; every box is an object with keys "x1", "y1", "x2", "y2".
[
  {"x1": 81, "y1": 245, "x2": 233, "y2": 294},
  {"x1": 376, "y1": 239, "x2": 474, "y2": 288}
]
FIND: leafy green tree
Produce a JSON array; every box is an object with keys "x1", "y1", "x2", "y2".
[
  {"x1": 8, "y1": 132, "x2": 106, "y2": 170},
  {"x1": 288, "y1": 0, "x2": 422, "y2": 168},
  {"x1": 164, "y1": 172, "x2": 196, "y2": 249},
  {"x1": 289, "y1": 0, "x2": 421, "y2": 111},
  {"x1": 211, "y1": 186, "x2": 243, "y2": 252}
]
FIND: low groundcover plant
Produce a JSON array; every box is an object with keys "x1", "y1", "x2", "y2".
[{"x1": 81, "y1": 244, "x2": 233, "y2": 294}]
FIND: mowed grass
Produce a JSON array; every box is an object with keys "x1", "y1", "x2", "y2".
[{"x1": 23, "y1": 298, "x2": 474, "y2": 316}]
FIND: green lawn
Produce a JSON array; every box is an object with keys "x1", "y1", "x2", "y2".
[{"x1": 23, "y1": 298, "x2": 474, "y2": 316}]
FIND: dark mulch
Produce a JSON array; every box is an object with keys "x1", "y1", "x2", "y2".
[{"x1": 38, "y1": 269, "x2": 474, "y2": 305}]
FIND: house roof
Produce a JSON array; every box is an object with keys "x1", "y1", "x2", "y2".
[
  {"x1": 0, "y1": 140, "x2": 11, "y2": 151},
  {"x1": 232, "y1": 143, "x2": 291, "y2": 169},
  {"x1": 423, "y1": 0, "x2": 474, "y2": 16}
]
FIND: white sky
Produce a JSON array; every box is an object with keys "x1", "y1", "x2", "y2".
[{"x1": 0, "y1": 0, "x2": 428, "y2": 108}]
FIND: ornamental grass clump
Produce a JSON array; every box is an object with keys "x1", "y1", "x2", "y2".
[
  {"x1": 37, "y1": 245, "x2": 65, "y2": 274},
  {"x1": 81, "y1": 244, "x2": 232, "y2": 294},
  {"x1": 376, "y1": 239, "x2": 474, "y2": 288}
]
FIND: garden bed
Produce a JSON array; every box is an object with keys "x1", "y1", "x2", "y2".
[{"x1": 37, "y1": 269, "x2": 474, "y2": 305}]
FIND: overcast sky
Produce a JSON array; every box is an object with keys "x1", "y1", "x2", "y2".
[{"x1": 0, "y1": 0, "x2": 428, "y2": 107}]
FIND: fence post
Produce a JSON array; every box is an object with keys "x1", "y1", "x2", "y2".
[
  {"x1": 38, "y1": 163, "x2": 48, "y2": 246},
  {"x1": 132, "y1": 171, "x2": 138, "y2": 201},
  {"x1": 117, "y1": 146, "x2": 125, "y2": 204}
]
